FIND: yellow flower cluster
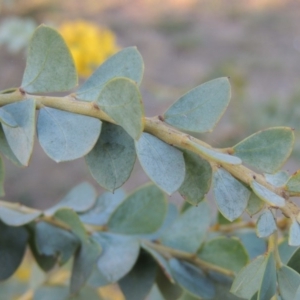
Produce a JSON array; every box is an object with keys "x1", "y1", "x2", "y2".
[{"x1": 60, "y1": 20, "x2": 119, "y2": 77}]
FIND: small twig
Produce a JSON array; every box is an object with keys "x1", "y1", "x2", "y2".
[{"x1": 143, "y1": 240, "x2": 235, "y2": 277}]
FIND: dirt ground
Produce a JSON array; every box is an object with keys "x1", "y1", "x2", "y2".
[{"x1": 1, "y1": 0, "x2": 300, "y2": 209}]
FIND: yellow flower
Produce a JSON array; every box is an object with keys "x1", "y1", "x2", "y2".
[{"x1": 60, "y1": 20, "x2": 119, "y2": 77}]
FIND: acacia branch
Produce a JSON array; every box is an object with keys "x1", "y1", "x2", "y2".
[
  {"x1": 0, "y1": 90, "x2": 299, "y2": 221},
  {"x1": 142, "y1": 240, "x2": 235, "y2": 277}
]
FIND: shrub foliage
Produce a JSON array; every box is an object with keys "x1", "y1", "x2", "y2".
[{"x1": 0, "y1": 25, "x2": 299, "y2": 300}]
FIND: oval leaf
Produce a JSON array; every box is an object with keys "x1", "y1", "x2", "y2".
[
  {"x1": 37, "y1": 107, "x2": 101, "y2": 162},
  {"x1": 119, "y1": 252, "x2": 157, "y2": 300},
  {"x1": 108, "y1": 184, "x2": 168, "y2": 234},
  {"x1": 2, "y1": 99, "x2": 35, "y2": 166},
  {"x1": 93, "y1": 232, "x2": 140, "y2": 283},
  {"x1": 235, "y1": 230, "x2": 267, "y2": 260},
  {"x1": 289, "y1": 221, "x2": 300, "y2": 246},
  {"x1": 142, "y1": 203, "x2": 179, "y2": 241},
  {"x1": 54, "y1": 209, "x2": 101, "y2": 294},
  {"x1": 79, "y1": 189, "x2": 125, "y2": 225},
  {"x1": 45, "y1": 182, "x2": 96, "y2": 216},
  {"x1": 164, "y1": 77, "x2": 231, "y2": 133},
  {"x1": 135, "y1": 133, "x2": 185, "y2": 195},
  {"x1": 250, "y1": 180, "x2": 285, "y2": 207},
  {"x1": 230, "y1": 255, "x2": 267, "y2": 299},
  {"x1": 0, "y1": 206, "x2": 41, "y2": 226},
  {"x1": 0, "y1": 125, "x2": 22, "y2": 166},
  {"x1": 0, "y1": 108, "x2": 18, "y2": 127},
  {"x1": 85, "y1": 122, "x2": 136, "y2": 192},
  {"x1": 257, "y1": 252, "x2": 276, "y2": 300},
  {"x1": 21, "y1": 25, "x2": 77, "y2": 93},
  {"x1": 179, "y1": 150, "x2": 212, "y2": 205},
  {"x1": 287, "y1": 245, "x2": 300, "y2": 274},
  {"x1": 286, "y1": 170, "x2": 300, "y2": 193},
  {"x1": 141, "y1": 242, "x2": 174, "y2": 283},
  {"x1": 0, "y1": 222, "x2": 28, "y2": 280},
  {"x1": 96, "y1": 77, "x2": 144, "y2": 140},
  {"x1": 160, "y1": 201, "x2": 211, "y2": 253},
  {"x1": 169, "y1": 258, "x2": 216, "y2": 299},
  {"x1": 265, "y1": 171, "x2": 289, "y2": 187},
  {"x1": 76, "y1": 47, "x2": 144, "y2": 101},
  {"x1": 246, "y1": 192, "x2": 265, "y2": 216},
  {"x1": 35, "y1": 222, "x2": 79, "y2": 265},
  {"x1": 191, "y1": 142, "x2": 241, "y2": 165},
  {"x1": 198, "y1": 237, "x2": 249, "y2": 274},
  {"x1": 213, "y1": 168, "x2": 251, "y2": 221},
  {"x1": 156, "y1": 268, "x2": 183, "y2": 300},
  {"x1": 277, "y1": 265, "x2": 300, "y2": 300},
  {"x1": 256, "y1": 210, "x2": 277, "y2": 238},
  {"x1": 28, "y1": 227, "x2": 56, "y2": 272},
  {"x1": 278, "y1": 238, "x2": 298, "y2": 264},
  {"x1": 233, "y1": 127, "x2": 294, "y2": 173}
]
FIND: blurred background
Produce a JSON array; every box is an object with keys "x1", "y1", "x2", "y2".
[{"x1": 1, "y1": 0, "x2": 300, "y2": 209}]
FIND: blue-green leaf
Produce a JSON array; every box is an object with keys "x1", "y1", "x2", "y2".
[
  {"x1": 278, "y1": 238, "x2": 298, "y2": 264},
  {"x1": 85, "y1": 122, "x2": 136, "y2": 192},
  {"x1": 233, "y1": 127, "x2": 294, "y2": 173},
  {"x1": 148, "y1": 285, "x2": 165, "y2": 300},
  {"x1": 164, "y1": 77, "x2": 230, "y2": 133},
  {"x1": 289, "y1": 221, "x2": 300, "y2": 246},
  {"x1": 156, "y1": 268, "x2": 183, "y2": 300},
  {"x1": 169, "y1": 259, "x2": 215, "y2": 299},
  {"x1": 213, "y1": 168, "x2": 251, "y2": 221},
  {"x1": 1, "y1": 99, "x2": 35, "y2": 166},
  {"x1": 191, "y1": 142, "x2": 242, "y2": 165},
  {"x1": 93, "y1": 232, "x2": 140, "y2": 283},
  {"x1": 141, "y1": 203, "x2": 179, "y2": 241},
  {"x1": 264, "y1": 171, "x2": 289, "y2": 187},
  {"x1": 35, "y1": 221, "x2": 79, "y2": 265},
  {"x1": 141, "y1": 241, "x2": 174, "y2": 282},
  {"x1": 45, "y1": 182, "x2": 96, "y2": 216},
  {"x1": 160, "y1": 201, "x2": 211, "y2": 253},
  {"x1": 286, "y1": 170, "x2": 300, "y2": 193},
  {"x1": 230, "y1": 255, "x2": 267, "y2": 299},
  {"x1": 246, "y1": 192, "x2": 265, "y2": 217},
  {"x1": 179, "y1": 150, "x2": 212, "y2": 205},
  {"x1": 28, "y1": 226, "x2": 56, "y2": 272},
  {"x1": 0, "y1": 108, "x2": 17, "y2": 127},
  {"x1": 135, "y1": 133, "x2": 185, "y2": 195},
  {"x1": 37, "y1": 107, "x2": 101, "y2": 162},
  {"x1": 198, "y1": 237, "x2": 249, "y2": 274},
  {"x1": 79, "y1": 189, "x2": 125, "y2": 225},
  {"x1": 287, "y1": 244, "x2": 300, "y2": 274},
  {"x1": 108, "y1": 184, "x2": 168, "y2": 234},
  {"x1": 76, "y1": 47, "x2": 143, "y2": 101},
  {"x1": 0, "y1": 206, "x2": 41, "y2": 226},
  {"x1": 277, "y1": 265, "x2": 300, "y2": 300},
  {"x1": 250, "y1": 180, "x2": 285, "y2": 207},
  {"x1": 119, "y1": 252, "x2": 157, "y2": 300},
  {"x1": 257, "y1": 252, "x2": 276, "y2": 300},
  {"x1": 0, "y1": 125, "x2": 22, "y2": 166},
  {"x1": 235, "y1": 230, "x2": 267, "y2": 260},
  {"x1": 54, "y1": 209, "x2": 101, "y2": 294},
  {"x1": 96, "y1": 77, "x2": 144, "y2": 140},
  {"x1": 21, "y1": 25, "x2": 77, "y2": 93},
  {"x1": 0, "y1": 221, "x2": 28, "y2": 280},
  {"x1": 256, "y1": 210, "x2": 277, "y2": 238}
]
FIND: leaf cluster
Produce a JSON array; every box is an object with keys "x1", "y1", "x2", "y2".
[{"x1": 0, "y1": 25, "x2": 300, "y2": 300}]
